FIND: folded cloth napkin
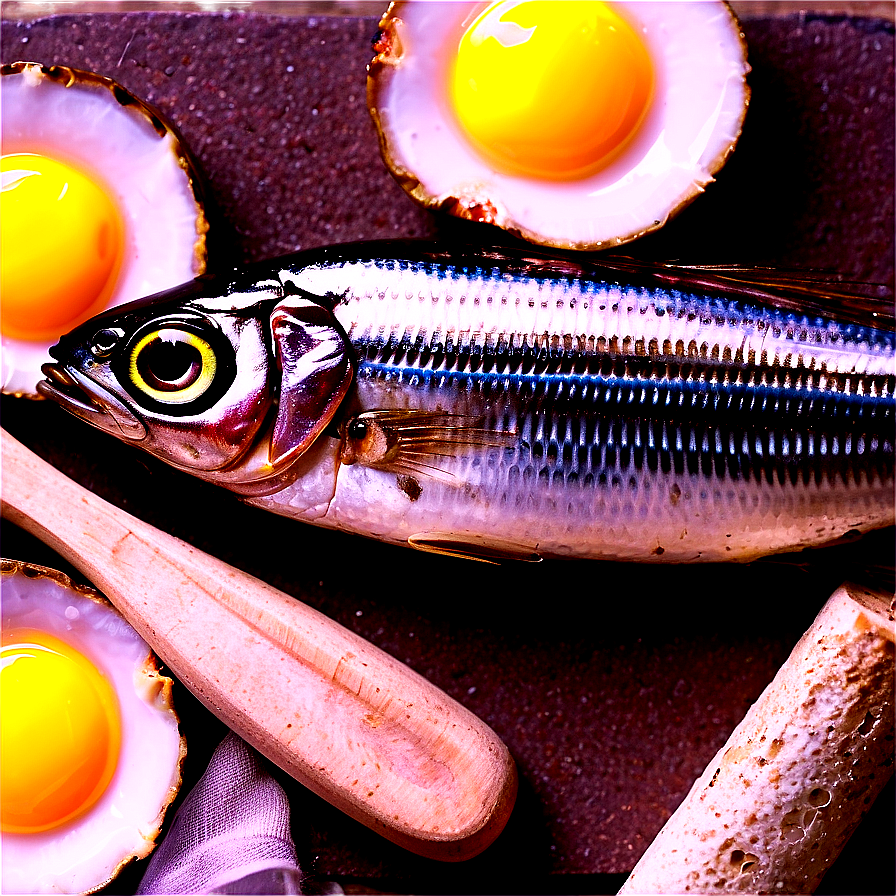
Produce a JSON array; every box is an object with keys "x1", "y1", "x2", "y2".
[{"x1": 138, "y1": 731, "x2": 305, "y2": 895}]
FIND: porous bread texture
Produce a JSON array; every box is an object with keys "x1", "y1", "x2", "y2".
[{"x1": 619, "y1": 583, "x2": 894, "y2": 894}]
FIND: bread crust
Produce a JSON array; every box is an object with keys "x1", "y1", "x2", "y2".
[{"x1": 620, "y1": 583, "x2": 895, "y2": 894}]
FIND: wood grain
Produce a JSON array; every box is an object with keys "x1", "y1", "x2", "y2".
[{"x1": 0, "y1": 428, "x2": 517, "y2": 861}]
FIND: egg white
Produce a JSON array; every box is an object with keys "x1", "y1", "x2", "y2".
[
  {"x1": 0, "y1": 561, "x2": 185, "y2": 895},
  {"x1": 368, "y1": 1, "x2": 750, "y2": 250},
  {"x1": 1, "y1": 63, "x2": 207, "y2": 398}
]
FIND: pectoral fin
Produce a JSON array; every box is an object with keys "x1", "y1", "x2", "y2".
[
  {"x1": 339, "y1": 409, "x2": 517, "y2": 483},
  {"x1": 269, "y1": 298, "x2": 353, "y2": 469}
]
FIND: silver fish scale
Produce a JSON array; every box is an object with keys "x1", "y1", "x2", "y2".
[
  {"x1": 265, "y1": 253, "x2": 895, "y2": 560},
  {"x1": 288, "y1": 257, "x2": 895, "y2": 489},
  {"x1": 291, "y1": 256, "x2": 893, "y2": 375}
]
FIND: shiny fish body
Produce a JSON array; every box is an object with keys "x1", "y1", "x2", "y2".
[
  {"x1": 42, "y1": 242, "x2": 895, "y2": 562},
  {"x1": 267, "y1": 246, "x2": 894, "y2": 561}
]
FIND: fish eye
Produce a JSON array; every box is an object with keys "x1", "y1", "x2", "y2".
[
  {"x1": 118, "y1": 321, "x2": 235, "y2": 414},
  {"x1": 130, "y1": 328, "x2": 215, "y2": 403}
]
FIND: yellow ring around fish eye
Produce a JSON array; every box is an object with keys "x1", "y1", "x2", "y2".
[{"x1": 128, "y1": 327, "x2": 217, "y2": 405}]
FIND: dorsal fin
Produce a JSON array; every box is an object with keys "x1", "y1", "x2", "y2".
[{"x1": 590, "y1": 255, "x2": 895, "y2": 329}]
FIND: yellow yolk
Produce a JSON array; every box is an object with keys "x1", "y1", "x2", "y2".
[
  {"x1": 0, "y1": 629, "x2": 122, "y2": 834},
  {"x1": 450, "y1": 0, "x2": 654, "y2": 180},
  {"x1": 1, "y1": 153, "x2": 125, "y2": 341}
]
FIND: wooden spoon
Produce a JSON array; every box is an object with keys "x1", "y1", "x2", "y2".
[{"x1": 0, "y1": 429, "x2": 517, "y2": 861}]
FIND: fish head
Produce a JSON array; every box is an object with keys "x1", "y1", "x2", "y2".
[
  {"x1": 39, "y1": 273, "x2": 277, "y2": 476},
  {"x1": 38, "y1": 269, "x2": 354, "y2": 493}
]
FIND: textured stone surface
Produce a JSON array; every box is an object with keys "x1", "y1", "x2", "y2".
[{"x1": 1, "y1": 9, "x2": 893, "y2": 894}]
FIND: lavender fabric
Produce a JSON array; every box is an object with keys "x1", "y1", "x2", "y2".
[{"x1": 138, "y1": 732, "x2": 303, "y2": 895}]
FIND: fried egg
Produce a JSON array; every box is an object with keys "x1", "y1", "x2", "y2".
[
  {"x1": 1, "y1": 560, "x2": 185, "y2": 895},
  {"x1": 368, "y1": 1, "x2": 750, "y2": 250},
  {"x1": 1, "y1": 62, "x2": 208, "y2": 398}
]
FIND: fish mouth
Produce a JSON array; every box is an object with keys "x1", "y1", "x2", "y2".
[{"x1": 38, "y1": 364, "x2": 147, "y2": 441}]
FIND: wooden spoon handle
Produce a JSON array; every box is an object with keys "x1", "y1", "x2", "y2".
[{"x1": 0, "y1": 429, "x2": 516, "y2": 860}]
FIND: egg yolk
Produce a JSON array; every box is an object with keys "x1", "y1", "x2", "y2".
[
  {"x1": 1, "y1": 153, "x2": 125, "y2": 342},
  {"x1": 450, "y1": 0, "x2": 654, "y2": 180},
  {"x1": 0, "y1": 628, "x2": 122, "y2": 834}
]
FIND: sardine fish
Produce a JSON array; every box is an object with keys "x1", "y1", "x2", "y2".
[{"x1": 39, "y1": 241, "x2": 895, "y2": 562}]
